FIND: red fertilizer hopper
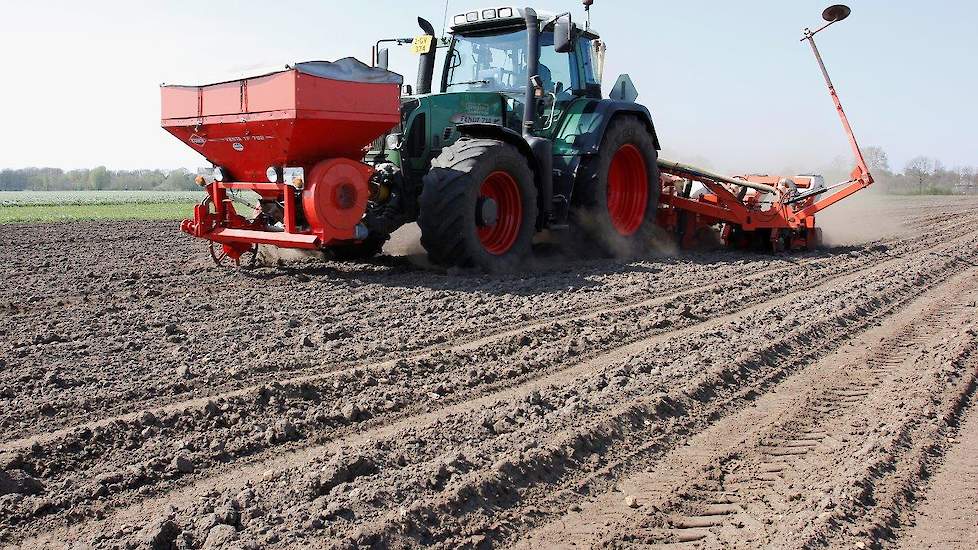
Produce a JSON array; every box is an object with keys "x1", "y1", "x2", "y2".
[{"x1": 161, "y1": 58, "x2": 402, "y2": 261}]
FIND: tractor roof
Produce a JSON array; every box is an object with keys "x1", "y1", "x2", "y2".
[{"x1": 450, "y1": 6, "x2": 599, "y2": 38}]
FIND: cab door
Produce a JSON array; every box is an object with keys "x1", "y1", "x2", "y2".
[{"x1": 533, "y1": 31, "x2": 581, "y2": 135}]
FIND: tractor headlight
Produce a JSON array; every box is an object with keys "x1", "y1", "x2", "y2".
[
  {"x1": 213, "y1": 167, "x2": 226, "y2": 182},
  {"x1": 266, "y1": 166, "x2": 282, "y2": 183}
]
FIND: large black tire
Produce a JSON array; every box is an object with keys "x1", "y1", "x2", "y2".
[
  {"x1": 419, "y1": 138, "x2": 537, "y2": 271},
  {"x1": 571, "y1": 116, "x2": 661, "y2": 257},
  {"x1": 327, "y1": 233, "x2": 389, "y2": 261}
]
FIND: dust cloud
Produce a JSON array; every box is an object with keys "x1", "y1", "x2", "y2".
[
  {"x1": 816, "y1": 189, "x2": 906, "y2": 246},
  {"x1": 283, "y1": 183, "x2": 899, "y2": 264},
  {"x1": 384, "y1": 223, "x2": 425, "y2": 257}
]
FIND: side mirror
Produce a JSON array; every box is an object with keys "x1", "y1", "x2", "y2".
[
  {"x1": 377, "y1": 48, "x2": 390, "y2": 70},
  {"x1": 554, "y1": 14, "x2": 575, "y2": 53}
]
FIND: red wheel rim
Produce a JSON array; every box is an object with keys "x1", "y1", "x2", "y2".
[
  {"x1": 607, "y1": 144, "x2": 649, "y2": 236},
  {"x1": 477, "y1": 171, "x2": 523, "y2": 255}
]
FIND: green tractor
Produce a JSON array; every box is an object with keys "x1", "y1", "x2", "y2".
[{"x1": 349, "y1": 6, "x2": 661, "y2": 271}]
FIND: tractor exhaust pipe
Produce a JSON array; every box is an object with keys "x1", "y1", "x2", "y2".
[
  {"x1": 416, "y1": 17, "x2": 437, "y2": 94},
  {"x1": 522, "y1": 8, "x2": 540, "y2": 135},
  {"x1": 520, "y1": 8, "x2": 555, "y2": 221}
]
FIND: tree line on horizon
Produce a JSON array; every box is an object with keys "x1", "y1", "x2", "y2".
[
  {"x1": 857, "y1": 147, "x2": 977, "y2": 195},
  {"x1": 0, "y1": 167, "x2": 200, "y2": 192}
]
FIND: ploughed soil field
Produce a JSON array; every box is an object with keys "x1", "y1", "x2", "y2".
[{"x1": 2, "y1": 195, "x2": 978, "y2": 550}]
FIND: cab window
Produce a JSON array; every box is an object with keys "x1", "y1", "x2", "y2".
[
  {"x1": 445, "y1": 29, "x2": 527, "y2": 93},
  {"x1": 578, "y1": 37, "x2": 601, "y2": 85},
  {"x1": 538, "y1": 32, "x2": 578, "y2": 96}
]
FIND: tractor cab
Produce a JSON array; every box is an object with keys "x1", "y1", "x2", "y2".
[
  {"x1": 443, "y1": 8, "x2": 603, "y2": 97},
  {"x1": 369, "y1": 7, "x2": 606, "y2": 164},
  {"x1": 439, "y1": 8, "x2": 605, "y2": 135}
]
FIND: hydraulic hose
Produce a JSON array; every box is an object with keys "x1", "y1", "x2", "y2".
[{"x1": 657, "y1": 159, "x2": 778, "y2": 195}]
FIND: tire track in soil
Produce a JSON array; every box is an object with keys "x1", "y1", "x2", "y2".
[
  {"x1": 0, "y1": 235, "x2": 932, "y2": 543},
  {"x1": 353, "y1": 243, "x2": 977, "y2": 550},
  {"x1": 512, "y1": 267, "x2": 978, "y2": 549},
  {"x1": 889, "y1": 402, "x2": 978, "y2": 549},
  {"x1": 0, "y1": 231, "x2": 909, "y2": 441},
  {"x1": 0, "y1": 232, "x2": 807, "y2": 437},
  {"x1": 789, "y1": 332, "x2": 978, "y2": 550},
  {"x1": 0, "y1": 250, "x2": 805, "y2": 444},
  {"x1": 6, "y1": 207, "x2": 972, "y2": 451},
  {"x1": 0, "y1": 244, "x2": 877, "y2": 451},
  {"x1": 10, "y1": 218, "x2": 973, "y2": 548},
  {"x1": 5, "y1": 202, "x2": 976, "y2": 452},
  {"x1": 0, "y1": 201, "x2": 972, "y2": 548},
  {"x1": 6, "y1": 224, "x2": 974, "y2": 499},
  {"x1": 806, "y1": 334, "x2": 978, "y2": 547},
  {"x1": 4, "y1": 206, "x2": 976, "y2": 442}
]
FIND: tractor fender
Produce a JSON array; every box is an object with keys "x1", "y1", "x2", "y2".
[
  {"x1": 455, "y1": 123, "x2": 539, "y2": 172},
  {"x1": 553, "y1": 101, "x2": 660, "y2": 213},
  {"x1": 571, "y1": 101, "x2": 661, "y2": 154}
]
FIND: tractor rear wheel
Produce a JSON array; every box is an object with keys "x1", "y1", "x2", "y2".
[
  {"x1": 572, "y1": 116, "x2": 660, "y2": 257},
  {"x1": 419, "y1": 138, "x2": 537, "y2": 271}
]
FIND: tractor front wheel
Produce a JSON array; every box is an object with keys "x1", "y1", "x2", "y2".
[{"x1": 419, "y1": 138, "x2": 537, "y2": 271}]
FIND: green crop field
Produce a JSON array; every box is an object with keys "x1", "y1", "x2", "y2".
[{"x1": 0, "y1": 191, "x2": 200, "y2": 224}]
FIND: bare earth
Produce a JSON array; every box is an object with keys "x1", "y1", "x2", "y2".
[{"x1": 1, "y1": 195, "x2": 977, "y2": 549}]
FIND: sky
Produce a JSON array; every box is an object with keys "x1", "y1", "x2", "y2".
[{"x1": 0, "y1": 0, "x2": 974, "y2": 175}]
